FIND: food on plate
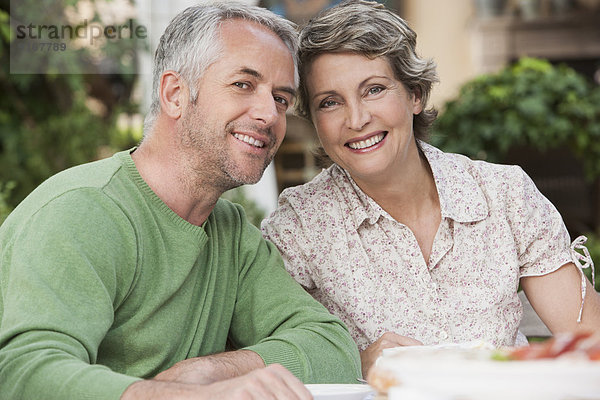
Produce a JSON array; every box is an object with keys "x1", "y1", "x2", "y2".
[
  {"x1": 500, "y1": 331, "x2": 600, "y2": 361},
  {"x1": 367, "y1": 332, "x2": 600, "y2": 400}
]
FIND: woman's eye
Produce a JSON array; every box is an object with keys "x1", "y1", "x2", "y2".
[
  {"x1": 368, "y1": 86, "x2": 384, "y2": 95},
  {"x1": 319, "y1": 99, "x2": 338, "y2": 109}
]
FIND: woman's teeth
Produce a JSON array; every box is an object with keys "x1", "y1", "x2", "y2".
[
  {"x1": 347, "y1": 133, "x2": 385, "y2": 150},
  {"x1": 233, "y1": 133, "x2": 265, "y2": 148}
]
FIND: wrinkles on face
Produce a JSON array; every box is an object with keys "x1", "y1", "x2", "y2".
[
  {"x1": 173, "y1": 20, "x2": 294, "y2": 191},
  {"x1": 178, "y1": 101, "x2": 278, "y2": 190}
]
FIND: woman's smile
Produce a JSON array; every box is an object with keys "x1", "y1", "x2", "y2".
[{"x1": 345, "y1": 132, "x2": 387, "y2": 151}]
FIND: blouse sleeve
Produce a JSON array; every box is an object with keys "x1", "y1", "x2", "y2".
[
  {"x1": 507, "y1": 166, "x2": 573, "y2": 278},
  {"x1": 261, "y1": 191, "x2": 316, "y2": 290}
]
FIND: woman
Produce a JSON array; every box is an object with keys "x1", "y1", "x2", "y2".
[{"x1": 261, "y1": 0, "x2": 600, "y2": 377}]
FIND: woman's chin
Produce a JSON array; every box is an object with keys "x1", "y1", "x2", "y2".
[{"x1": 345, "y1": 163, "x2": 392, "y2": 184}]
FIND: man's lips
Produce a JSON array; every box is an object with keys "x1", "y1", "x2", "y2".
[{"x1": 346, "y1": 132, "x2": 387, "y2": 150}]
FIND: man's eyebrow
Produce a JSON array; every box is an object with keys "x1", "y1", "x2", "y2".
[
  {"x1": 277, "y1": 86, "x2": 297, "y2": 99},
  {"x1": 237, "y1": 67, "x2": 296, "y2": 99},
  {"x1": 239, "y1": 67, "x2": 263, "y2": 80}
]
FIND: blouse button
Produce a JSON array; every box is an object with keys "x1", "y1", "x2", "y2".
[{"x1": 438, "y1": 330, "x2": 449, "y2": 340}]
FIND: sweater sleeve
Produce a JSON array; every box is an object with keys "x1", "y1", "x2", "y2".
[
  {"x1": 0, "y1": 190, "x2": 140, "y2": 400},
  {"x1": 226, "y1": 204, "x2": 361, "y2": 384}
]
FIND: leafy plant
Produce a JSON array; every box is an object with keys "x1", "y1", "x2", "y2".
[
  {"x1": 431, "y1": 57, "x2": 600, "y2": 180},
  {"x1": 582, "y1": 233, "x2": 600, "y2": 292},
  {"x1": 0, "y1": 2, "x2": 143, "y2": 208},
  {"x1": 0, "y1": 181, "x2": 15, "y2": 224},
  {"x1": 431, "y1": 57, "x2": 600, "y2": 291},
  {"x1": 221, "y1": 187, "x2": 267, "y2": 228}
]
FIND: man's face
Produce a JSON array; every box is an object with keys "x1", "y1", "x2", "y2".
[{"x1": 178, "y1": 19, "x2": 295, "y2": 189}]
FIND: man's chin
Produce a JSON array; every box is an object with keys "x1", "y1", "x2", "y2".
[
  {"x1": 222, "y1": 154, "x2": 272, "y2": 187},
  {"x1": 225, "y1": 167, "x2": 267, "y2": 187}
]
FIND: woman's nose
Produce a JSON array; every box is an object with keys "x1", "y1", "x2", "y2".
[{"x1": 346, "y1": 102, "x2": 371, "y2": 131}]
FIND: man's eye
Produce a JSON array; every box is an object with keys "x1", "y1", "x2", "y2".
[
  {"x1": 274, "y1": 96, "x2": 289, "y2": 109},
  {"x1": 233, "y1": 82, "x2": 250, "y2": 89}
]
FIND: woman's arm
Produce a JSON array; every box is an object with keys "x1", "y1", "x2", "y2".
[
  {"x1": 521, "y1": 262, "x2": 600, "y2": 334},
  {"x1": 360, "y1": 332, "x2": 422, "y2": 379}
]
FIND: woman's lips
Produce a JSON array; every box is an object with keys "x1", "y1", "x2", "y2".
[{"x1": 346, "y1": 132, "x2": 387, "y2": 150}]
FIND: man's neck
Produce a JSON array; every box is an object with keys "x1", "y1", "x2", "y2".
[{"x1": 131, "y1": 137, "x2": 222, "y2": 227}]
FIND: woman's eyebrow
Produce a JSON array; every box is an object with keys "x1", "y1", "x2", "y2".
[{"x1": 311, "y1": 75, "x2": 393, "y2": 100}]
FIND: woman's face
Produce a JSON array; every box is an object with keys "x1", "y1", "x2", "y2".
[{"x1": 306, "y1": 52, "x2": 422, "y2": 184}]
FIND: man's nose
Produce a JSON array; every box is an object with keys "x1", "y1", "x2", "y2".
[{"x1": 249, "y1": 90, "x2": 279, "y2": 127}]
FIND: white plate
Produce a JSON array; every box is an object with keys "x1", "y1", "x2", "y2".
[
  {"x1": 305, "y1": 384, "x2": 376, "y2": 400},
  {"x1": 376, "y1": 345, "x2": 600, "y2": 400}
]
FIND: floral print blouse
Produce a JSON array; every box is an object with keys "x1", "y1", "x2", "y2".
[{"x1": 262, "y1": 142, "x2": 574, "y2": 350}]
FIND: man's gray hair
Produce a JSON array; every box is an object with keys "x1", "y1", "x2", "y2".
[
  {"x1": 143, "y1": 2, "x2": 298, "y2": 136},
  {"x1": 297, "y1": 0, "x2": 438, "y2": 141}
]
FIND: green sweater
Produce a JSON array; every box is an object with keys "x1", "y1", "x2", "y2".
[{"x1": 0, "y1": 150, "x2": 361, "y2": 400}]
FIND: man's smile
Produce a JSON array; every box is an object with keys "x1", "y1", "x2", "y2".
[{"x1": 233, "y1": 133, "x2": 265, "y2": 148}]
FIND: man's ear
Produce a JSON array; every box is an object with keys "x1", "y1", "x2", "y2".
[{"x1": 159, "y1": 70, "x2": 185, "y2": 119}]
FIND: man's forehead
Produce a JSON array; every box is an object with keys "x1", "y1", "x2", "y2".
[
  {"x1": 213, "y1": 23, "x2": 294, "y2": 83},
  {"x1": 219, "y1": 18, "x2": 282, "y2": 45}
]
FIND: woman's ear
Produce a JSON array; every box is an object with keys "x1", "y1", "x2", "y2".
[
  {"x1": 412, "y1": 87, "x2": 424, "y2": 115},
  {"x1": 159, "y1": 70, "x2": 185, "y2": 120}
]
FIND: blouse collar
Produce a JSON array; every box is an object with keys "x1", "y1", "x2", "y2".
[{"x1": 331, "y1": 141, "x2": 489, "y2": 229}]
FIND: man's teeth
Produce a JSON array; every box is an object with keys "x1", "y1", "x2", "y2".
[
  {"x1": 233, "y1": 133, "x2": 265, "y2": 148},
  {"x1": 348, "y1": 133, "x2": 385, "y2": 150}
]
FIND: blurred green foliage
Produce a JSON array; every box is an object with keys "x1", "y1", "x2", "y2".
[
  {"x1": 222, "y1": 187, "x2": 267, "y2": 228},
  {"x1": 431, "y1": 57, "x2": 600, "y2": 180},
  {"x1": 582, "y1": 233, "x2": 600, "y2": 292},
  {"x1": 0, "y1": 1, "x2": 142, "y2": 220},
  {"x1": 0, "y1": 181, "x2": 15, "y2": 225}
]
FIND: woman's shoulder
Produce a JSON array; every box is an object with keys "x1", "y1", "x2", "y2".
[
  {"x1": 462, "y1": 157, "x2": 532, "y2": 197},
  {"x1": 264, "y1": 165, "x2": 350, "y2": 231},
  {"x1": 423, "y1": 143, "x2": 537, "y2": 216},
  {"x1": 277, "y1": 165, "x2": 348, "y2": 208},
  {"x1": 427, "y1": 144, "x2": 528, "y2": 191}
]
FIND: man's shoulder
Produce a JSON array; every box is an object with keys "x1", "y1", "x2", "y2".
[
  {"x1": 2, "y1": 154, "x2": 127, "y2": 231},
  {"x1": 208, "y1": 198, "x2": 254, "y2": 235},
  {"x1": 213, "y1": 197, "x2": 244, "y2": 220},
  {"x1": 40, "y1": 155, "x2": 122, "y2": 197}
]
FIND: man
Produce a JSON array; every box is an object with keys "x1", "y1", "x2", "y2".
[{"x1": 0, "y1": 3, "x2": 361, "y2": 399}]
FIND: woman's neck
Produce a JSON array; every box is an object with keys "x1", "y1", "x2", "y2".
[
  {"x1": 351, "y1": 144, "x2": 439, "y2": 223},
  {"x1": 352, "y1": 144, "x2": 441, "y2": 264}
]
